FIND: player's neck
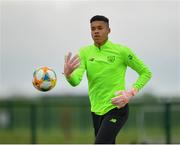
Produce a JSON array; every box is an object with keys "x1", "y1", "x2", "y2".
[{"x1": 94, "y1": 39, "x2": 108, "y2": 48}]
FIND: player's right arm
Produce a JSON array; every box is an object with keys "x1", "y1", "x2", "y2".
[
  {"x1": 64, "y1": 52, "x2": 80, "y2": 78},
  {"x1": 64, "y1": 50, "x2": 86, "y2": 86}
]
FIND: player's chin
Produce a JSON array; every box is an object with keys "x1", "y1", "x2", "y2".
[
  {"x1": 93, "y1": 38, "x2": 101, "y2": 43},
  {"x1": 93, "y1": 39, "x2": 99, "y2": 44}
]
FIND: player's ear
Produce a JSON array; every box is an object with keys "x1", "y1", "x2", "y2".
[{"x1": 108, "y1": 28, "x2": 111, "y2": 34}]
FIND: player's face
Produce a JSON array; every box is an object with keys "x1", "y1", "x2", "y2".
[{"x1": 91, "y1": 21, "x2": 110, "y2": 46}]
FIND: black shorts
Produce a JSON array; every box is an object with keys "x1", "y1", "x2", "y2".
[{"x1": 91, "y1": 104, "x2": 129, "y2": 144}]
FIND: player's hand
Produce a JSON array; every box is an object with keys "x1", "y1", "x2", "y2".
[
  {"x1": 111, "y1": 88, "x2": 138, "y2": 109},
  {"x1": 64, "y1": 52, "x2": 80, "y2": 78}
]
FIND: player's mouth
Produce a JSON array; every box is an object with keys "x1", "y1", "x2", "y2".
[
  {"x1": 94, "y1": 35, "x2": 101, "y2": 40},
  {"x1": 94, "y1": 35, "x2": 100, "y2": 38}
]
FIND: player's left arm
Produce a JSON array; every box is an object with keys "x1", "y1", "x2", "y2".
[
  {"x1": 112, "y1": 88, "x2": 138, "y2": 108},
  {"x1": 112, "y1": 47, "x2": 152, "y2": 108}
]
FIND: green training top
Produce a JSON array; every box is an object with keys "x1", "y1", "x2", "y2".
[{"x1": 66, "y1": 40, "x2": 152, "y2": 115}]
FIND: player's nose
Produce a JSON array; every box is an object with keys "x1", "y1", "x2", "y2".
[{"x1": 94, "y1": 31, "x2": 99, "y2": 34}]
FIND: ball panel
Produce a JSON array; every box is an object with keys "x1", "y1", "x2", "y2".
[
  {"x1": 43, "y1": 73, "x2": 50, "y2": 81},
  {"x1": 32, "y1": 66, "x2": 57, "y2": 92},
  {"x1": 40, "y1": 81, "x2": 51, "y2": 91},
  {"x1": 47, "y1": 70, "x2": 56, "y2": 80},
  {"x1": 36, "y1": 69, "x2": 45, "y2": 80}
]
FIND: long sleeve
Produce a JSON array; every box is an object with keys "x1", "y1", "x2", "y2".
[
  {"x1": 124, "y1": 47, "x2": 152, "y2": 90},
  {"x1": 66, "y1": 48, "x2": 86, "y2": 87}
]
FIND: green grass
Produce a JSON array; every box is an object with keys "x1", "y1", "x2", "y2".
[
  {"x1": 0, "y1": 128, "x2": 94, "y2": 144},
  {"x1": 0, "y1": 129, "x2": 31, "y2": 144},
  {"x1": 0, "y1": 127, "x2": 180, "y2": 144}
]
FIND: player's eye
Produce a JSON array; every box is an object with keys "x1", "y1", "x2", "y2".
[
  {"x1": 91, "y1": 27, "x2": 96, "y2": 31},
  {"x1": 97, "y1": 27, "x2": 103, "y2": 30}
]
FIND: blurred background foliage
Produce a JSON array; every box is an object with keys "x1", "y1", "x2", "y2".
[{"x1": 0, "y1": 94, "x2": 180, "y2": 144}]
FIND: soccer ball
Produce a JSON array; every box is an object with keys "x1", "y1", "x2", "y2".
[{"x1": 32, "y1": 66, "x2": 57, "y2": 92}]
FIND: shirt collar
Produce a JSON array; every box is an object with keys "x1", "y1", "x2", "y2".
[{"x1": 93, "y1": 40, "x2": 112, "y2": 50}]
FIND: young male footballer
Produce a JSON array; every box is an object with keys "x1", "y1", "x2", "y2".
[{"x1": 64, "y1": 15, "x2": 152, "y2": 144}]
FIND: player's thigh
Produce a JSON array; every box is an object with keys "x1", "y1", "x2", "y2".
[
  {"x1": 95, "y1": 105, "x2": 129, "y2": 143},
  {"x1": 91, "y1": 112, "x2": 103, "y2": 136}
]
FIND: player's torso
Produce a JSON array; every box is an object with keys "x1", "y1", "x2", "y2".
[{"x1": 84, "y1": 43, "x2": 126, "y2": 81}]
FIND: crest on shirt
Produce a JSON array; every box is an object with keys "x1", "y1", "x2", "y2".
[
  {"x1": 107, "y1": 56, "x2": 115, "y2": 63},
  {"x1": 128, "y1": 54, "x2": 133, "y2": 60},
  {"x1": 89, "y1": 57, "x2": 95, "y2": 62}
]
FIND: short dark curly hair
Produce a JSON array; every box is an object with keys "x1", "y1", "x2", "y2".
[{"x1": 90, "y1": 15, "x2": 109, "y2": 26}]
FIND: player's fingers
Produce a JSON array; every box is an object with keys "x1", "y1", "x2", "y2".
[
  {"x1": 64, "y1": 54, "x2": 68, "y2": 63},
  {"x1": 66, "y1": 52, "x2": 72, "y2": 63},
  {"x1": 112, "y1": 100, "x2": 123, "y2": 105},
  {"x1": 113, "y1": 100, "x2": 125, "y2": 107},
  {"x1": 112, "y1": 97, "x2": 123, "y2": 104},
  {"x1": 64, "y1": 55, "x2": 67, "y2": 63},
  {"x1": 71, "y1": 56, "x2": 80, "y2": 64},
  {"x1": 117, "y1": 103, "x2": 126, "y2": 109},
  {"x1": 111, "y1": 97, "x2": 118, "y2": 103},
  {"x1": 73, "y1": 62, "x2": 80, "y2": 69},
  {"x1": 124, "y1": 98, "x2": 129, "y2": 104},
  {"x1": 115, "y1": 90, "x2": 124, "y2": 96},
  {"x1": 70, "y1": 54, "x2": 79, "y2": 64},
  {"x1": 71, "y1": 58, "x2": 80, "y2": 67},
  {"x1": 112, "y1": 96, "x2": 127, "y2": 105},
  {"x1": 122, "y1": 92, "x2": 129, "y2": 101},
  {"x1": 117, "y1": 106, "x2": 122, "y2": 109},
  {"x1": 118, "y1": 100, "x2": 126, "y2": 106},
  {"x1": 112, "y1": 96, "x2": 123, "y2": 102}
]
